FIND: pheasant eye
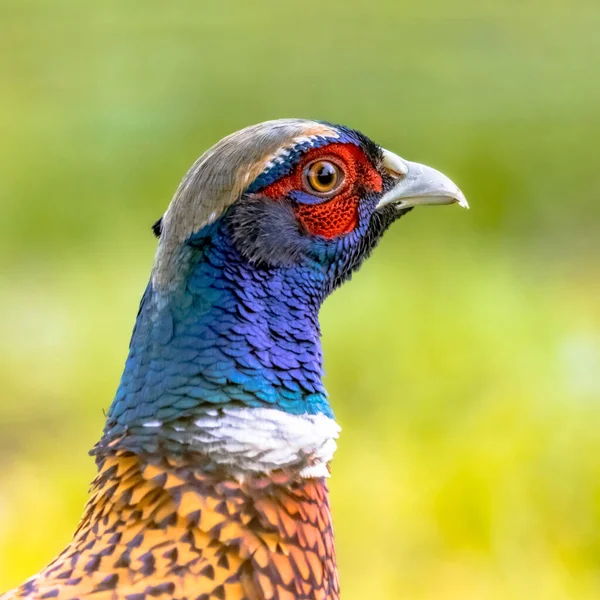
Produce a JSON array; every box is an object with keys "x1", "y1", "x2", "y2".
[{"x1": 303, "y1": 160, "x2": 343, "y2": 195}]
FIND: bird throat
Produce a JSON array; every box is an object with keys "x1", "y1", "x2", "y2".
[{"x1": 99, "y1": 225, "x2": 339, "y2": 477}]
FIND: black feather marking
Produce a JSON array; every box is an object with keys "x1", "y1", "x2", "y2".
[
  {"x1": 129, "y1": 532, "x2": 144, "y2": 548},
  {"x1": 199, "y1": 564, "x2": 215, "y2": 580},
  {"x1": 115, "y1": 549, "x2": 131, "y2": 568},
  {"x1": 146, "y1": 583, "x2": 175, "y2": 596},
  {"x1": 163, "y1": 547, "x2": 178, "y2": 563},
  {"x1": 95, "y1": 574, "x2": 119, "y2": 592},
  {"x1": 217, "y1": 554, "x2": 230, "y2": 569},
  {"x1": 21, "y1": 579, "x2": 37, "y2": 594},
  {"x1": 139, "y1": 552, "x2": 156, "y2": 576},
  {"x1": 212, "y1": 585, "x2": 225, "y2": 600},
  {"x1": 187, "y1": 509, "x2": 201, "y2": 527},
  {"x1": 152, "y1": 217, "x2": 163, "y2": 238},
  {"x1": 56, "y1": 569, "x2": 73, "y2": 580},
  {"x1": 83, "y1": 555, "x2": 101, "y2": 573}
]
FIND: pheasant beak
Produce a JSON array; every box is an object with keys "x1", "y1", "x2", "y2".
[{"x1": 376, "y1": 149, "x2": 469, "y2": 210}]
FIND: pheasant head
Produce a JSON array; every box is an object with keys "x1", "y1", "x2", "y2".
[
  {"x1": 100, "y1": 119, "x2": 466, "y2": 477},
  {"x1": 6, "y1": 119, "x2": 466, "y2": 600}
]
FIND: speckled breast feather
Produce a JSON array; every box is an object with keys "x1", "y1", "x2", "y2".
[{"x1": 6, "y1": 451, "x2": 338, "y2": 600}]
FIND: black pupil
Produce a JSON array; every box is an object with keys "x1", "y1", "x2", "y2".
[{"x1": 315, "y1": 163, "x2": 336, "y2": 187}]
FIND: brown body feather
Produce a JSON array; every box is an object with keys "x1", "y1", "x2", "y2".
[{"x1": 4, "y1": 451, "x2": 338, "y2": 600}]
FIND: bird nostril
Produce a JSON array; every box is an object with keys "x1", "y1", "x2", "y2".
[
  {"x1": 386, "y1": 167, "x2": 405, "y2": 179},
  {"x1": 381, "y1": 149, "x2": 409, "y2": 180}
]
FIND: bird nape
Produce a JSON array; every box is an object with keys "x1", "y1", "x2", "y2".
[{"x1": 4, "y1": 119, "x2": 467, "y2": 600}]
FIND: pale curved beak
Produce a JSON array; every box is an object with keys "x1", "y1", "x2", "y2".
[{"x1": 377, "y1": 149, "x2": 469, "y2": 210}]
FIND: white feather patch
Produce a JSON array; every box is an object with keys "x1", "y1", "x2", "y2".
[{"x1": 190, "y1": 407, "x2": 341, "y2": 478}]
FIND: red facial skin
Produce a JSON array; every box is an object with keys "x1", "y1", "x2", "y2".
[{"x1": 260, "y1": 144, "x2": 383, "y2": 239}]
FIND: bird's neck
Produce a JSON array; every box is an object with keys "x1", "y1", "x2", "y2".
[{"x1": 100, "y1": 227, "x2": 339, "y2": 476}]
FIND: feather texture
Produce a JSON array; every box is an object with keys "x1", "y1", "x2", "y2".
[{"x1": 6, "y1": 450, "x2": 338, "y2": 600}]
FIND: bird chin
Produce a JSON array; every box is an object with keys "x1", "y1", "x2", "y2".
[{"x1": 376, "y1": 203, "x2": 413, "y2": 221}]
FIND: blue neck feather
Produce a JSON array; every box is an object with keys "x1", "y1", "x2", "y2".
[{"x1": 105, "y1": 220, "x2": 333, "y2": 441}]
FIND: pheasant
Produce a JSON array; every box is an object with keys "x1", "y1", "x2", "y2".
[{"x1": 4, "y1": 119, "x2": 467, "y2": 600}]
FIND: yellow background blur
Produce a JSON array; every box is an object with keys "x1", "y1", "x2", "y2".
[{"x1": 1, "y1": 1, "x2": 600, "y2": 598}]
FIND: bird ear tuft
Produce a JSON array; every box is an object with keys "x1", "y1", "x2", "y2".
[{"x1": 152, "y1": 217, "x2": 163, "y2": 238}]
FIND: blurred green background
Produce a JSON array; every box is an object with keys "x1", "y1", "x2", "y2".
[{"x1": 1, "y1": 1, "x2": 600, "y2": 598}]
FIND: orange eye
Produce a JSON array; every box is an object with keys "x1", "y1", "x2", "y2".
[{"x1": 303, "y1": 160, "x2": 344, "y2": 195}]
